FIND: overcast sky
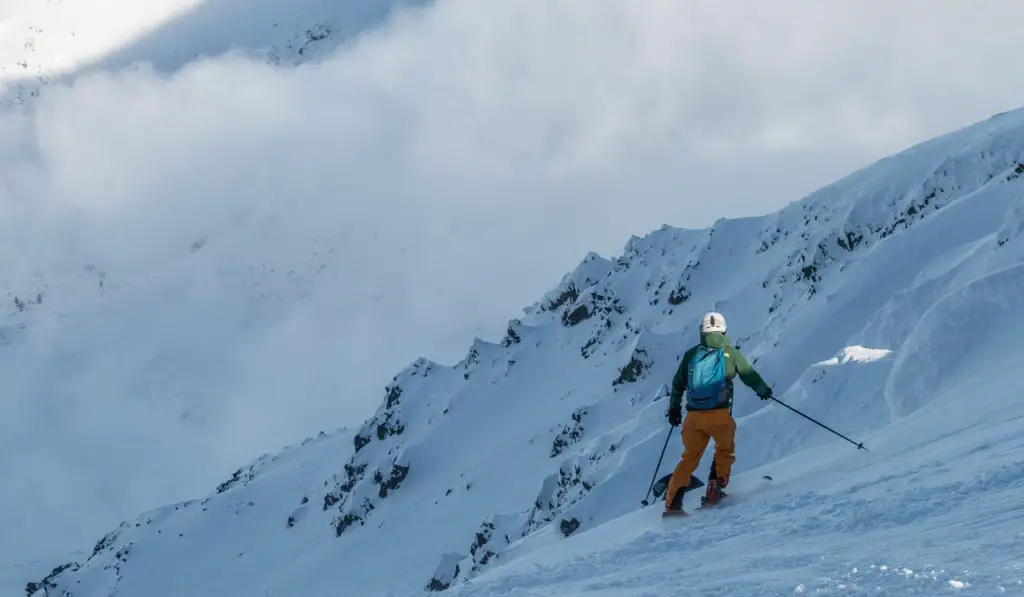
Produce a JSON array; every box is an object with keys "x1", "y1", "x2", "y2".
[{"x1": 2, "y1": 0, "x2": 1024, "y2": 566}]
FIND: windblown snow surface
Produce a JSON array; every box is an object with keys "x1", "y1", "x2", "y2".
[{"x1": 23, "y1": 109, "x2": 1024, "y2": 596}]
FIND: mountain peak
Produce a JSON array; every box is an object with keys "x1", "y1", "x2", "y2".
[{"x1": 25, "y1": 106, "x2": 1024, "y2": 596}]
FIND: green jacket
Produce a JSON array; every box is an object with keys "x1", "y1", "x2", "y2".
[{"x1": 669, "y1": 331, "x2": 770, "y2": 411}]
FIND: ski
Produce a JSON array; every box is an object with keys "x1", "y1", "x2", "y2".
[
  {"x1": 650, "y1": 472, "x2": 704, "y2": 500},
  {"x1": 655, "y1": 473, "x2": 703, "y2": 517},
  {"x1": 663, "y1": 474, "x2": 772, "y2": 516}
]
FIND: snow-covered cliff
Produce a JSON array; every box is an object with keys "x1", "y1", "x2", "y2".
[{"x1": 24, "y1": 107, "x2": 1024, "y2": 596}]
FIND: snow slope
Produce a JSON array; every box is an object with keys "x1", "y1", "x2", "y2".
[
  {"x1": 24, "y1": 108, "x2": 1024, "y2": 596},
  {"x1": 0, "y1": 0, "x2": 428, "y2": 112},
  {"x1": 2, "y1": 0, "x2": 493, "y2": 569}
]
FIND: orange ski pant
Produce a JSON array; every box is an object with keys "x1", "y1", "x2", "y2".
[{"x1": 665, "y1": 408, "x2": 736, "y2": 508}]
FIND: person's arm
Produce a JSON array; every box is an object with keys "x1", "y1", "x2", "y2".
[
  {"x1": 668, "y1": 348, "x2": 694, "y2": 410},
  {"x1": 730, "y1": 346, "x2": 771, "y2": 397}
]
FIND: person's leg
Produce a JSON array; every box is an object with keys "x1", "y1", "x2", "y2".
[
  {"x1": 706, "y1": 410, "x2": 737, "y2": 486},
  {"x1": 700, "y1": 410, "x2": 736, "y2": 505},
  {"x1": 664, "y1": 412, "x2": 711, "y2": 510},
  {"x1": 707, "y1": 389, "x2": 735, "y2": 484}
]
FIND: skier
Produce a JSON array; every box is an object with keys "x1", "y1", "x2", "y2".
[{"x1": 663, "y1": 311, "x2": 773, "y2": 516}]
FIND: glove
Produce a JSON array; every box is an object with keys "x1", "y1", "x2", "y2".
[
  {"x1": 667, "y1": 405, "x2": 682, "y2": 426},
  {"x1": 759, "y1": 387, "x2": 773, "y2": 401}
]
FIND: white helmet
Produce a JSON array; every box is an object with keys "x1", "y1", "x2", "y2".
[{"x1": 700, "y1": 311, "x2": 726, "y2": 334}]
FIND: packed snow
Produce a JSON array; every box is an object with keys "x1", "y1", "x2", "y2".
[{"x1": 17, "y1": 105, "x2": 1024, "y2": 596}]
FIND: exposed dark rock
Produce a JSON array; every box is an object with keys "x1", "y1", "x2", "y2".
[
  {"x1": 463, "y1": 520, "x2": 505, "y2": 573},
  {"x1": 648, "y1": 279, "x2": 668, "y2": 305},
  {"x1": 613, "y1": 349, "x2": 650, "y2": 386},
  {"x1": 215, "y1": 468, "x2": 245, "y2": 494},
  {"x1": 562, "y1": 304, "x2": 591, "y2": 326},
  {"x1": 461, "y1": 347, "x2": 481, "y2": 380},
  {"x1": 214, "y1": 457, "x2": 270, "y2": 495},
  {"x1": 561, "y1": 292, "x2": 623, "y2": 327},
  {"x1": 546, "y1": 284, "x2": 579, "y2": 312},
  {"x1": 580, "y1": 336, "x2": 600, "y2": 359},
  {"x1": 559, "y1": 517, "x2": 581, "y2": 537},
  {"x1": 550, "y1": 408, "x2": 587, "y2": 457},
  {"x1": 525, "y1": 460, "x2": 596, "y2": 536},
  {"x1": 341, "y1": 463, "x2": 367, "y2": 493},
  {"x1": 836, "y1": 229, "x2": 864, "y2": 251},
  {"x1": 756, "y1": 227, "x2": 786, "y2": 254},
  {"x1": 26, "y1": 561, "x2": 80, "y2": 597},
  {"x1": 502, "y1": 320, "x2": 523, "y2": 347},
  {"x1": 377, "y1": 463, "x2": 410, "y2": 498},
  {"x1": 332, "y1": 497, "x2": 376, "y2": 536},
  {"x1": 426, "y1": 552, "x2": 465, "y2": 591},
  {"x1": 385, "y1": 384, "x2": 403, "y2": 409},
  {"x1": 668, "y1": 286, "x2": 690, "y2": 305},
  {"x1": 90, "y1": 530, "x2": 118, "y2": 558},
  {"x1": 324, "y1": 461, "x2": 367, "y2": 510},
  {"x1": 426, "y1": 574, "x2": 455, "y2": 592},
  {"x1": 333, "y1": 512, "x2": 363, "y2": 537},
  {"x1": 376, "y1": 413, "x2": 405, "y2": 440}
]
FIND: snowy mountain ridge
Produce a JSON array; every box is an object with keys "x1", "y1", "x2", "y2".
[
  {"x1": 0, "y1": 0, "x2": 427, "y2": 113},
  {"x1": 25, "y1": 107, "x2": 1024, "y2": 596}
]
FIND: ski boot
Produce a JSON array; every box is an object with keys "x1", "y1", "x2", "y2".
[
  {"x1": 700, "y1": 478, "x2": 727, "y2": 507},
  {"x1": 662, "y1": 486, "x2": 687, "y2": 517}
]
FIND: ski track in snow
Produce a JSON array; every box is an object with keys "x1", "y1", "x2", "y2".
[{"x1": 7, "y1": 14, "x2": 1024, "y2": 595}]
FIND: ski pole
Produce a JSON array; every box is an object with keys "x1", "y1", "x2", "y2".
[
  {"x1": 771, "y1": 396, "x2": 868, "y2": 451},
  {"x1": 641, "y1": 425, "x2": 675, "y2": 507}
]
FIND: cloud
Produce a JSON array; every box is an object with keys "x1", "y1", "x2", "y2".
[{"x1": 2, "y1": 0, "x2": 1024, "y2": 563}]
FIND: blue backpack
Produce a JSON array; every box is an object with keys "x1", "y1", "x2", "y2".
[{"x1": 686, "y1": 345, "x2": 729, "y2": 410}]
